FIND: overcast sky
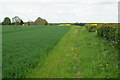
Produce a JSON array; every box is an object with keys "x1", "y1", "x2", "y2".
[{"x1": 0, "y1": 0, "x2": 119, "y2": 23}]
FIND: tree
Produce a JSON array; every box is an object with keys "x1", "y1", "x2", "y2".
[
  {"x1": 12, "y1": 16, "x2": 21, "y2": 25},
  {"x1": 27, "y1": 21, "x2": 31, "y2": 25},
  {"x1": 74, "y1": 22, "x2": 85, "y2": 26},
  {"x1": 34, "y1": 17, "x2": 48, "y2": 25},
  {"x1": 45, "y1": 21, "x2": 48, "y2": 25},
  {"x1": 30, "y1": 21, "x2": 34, "y2": 25},
  {"x1": 44, "y1": 19, "x2": 48, "y2": 25},
  {"x1": 2, "y1": 17, "x2": 11, "y2": 25},
  {"x1": 20, "y1": 19, "x2": 24, "y2": 25}
]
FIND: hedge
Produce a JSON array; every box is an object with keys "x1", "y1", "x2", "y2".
[
  {"x1": 85, "y1": 24, "x2": 97, "y2": 32},
  {"x1": 97, "y1": 26, "x2": 117, "y2": 41},
  {"x1": 85, "y1": 23, "x2": 119, "y2": 43}
]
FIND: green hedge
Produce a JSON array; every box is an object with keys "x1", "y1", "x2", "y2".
[
  {"x1": 97, "y1": 25, "x2": 118, "y2": 42},
  {"x1": 85, "y1": 24, "x2": 97, "y2": 32},
  {"x1": 85, "y1": 23, "x2": 119, "y2": 43}
]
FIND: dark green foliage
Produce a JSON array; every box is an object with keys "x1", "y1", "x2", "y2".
[
  {"x1": 29, "y1": 21, "x2": 34, "y2": 25},
  {"x1": 20, "y1": 20, "x2": 24, "y2": 25},
  {"x1": 73, "y1": 22, "x2": 85, "y2": 26},
  {"x1": 97, "y1": 26, "x2": 117, "y2": 41},
  {"x1": 85, "y1": 23, "x2": 119, "y2": 44},
  {"x1": 74, "y1": 22, "x2": 79, "y2": 25},
  {"x1": 88, "y1": 26, "x2": 96, "y2": 32},
  {"x1": 2, "y1": 17, "x2": 11, "y2": 25},
  {"x1": 118, "y1": 26, "x2": 120, "y2": 49},
  {"x1": 11, "y1": 23, "x2": 15, "y2": 25},
  {"x1": 79, "y1": 23, "x2": 85, "y2": 26},
  {"x1": 45, "y1": 21, "x2": 48, "y2": 25},
  {"x1": 27, "y1": 21, "x2": 31, "y2": 25},
  {"x1": 49, "y1": 23, "x2": 54, "y2": 25},
  {"x1": 25, "y1": 21, "x2": 34, "y2": 25},
  {"x1": 85, "y1": 25, "x2": 97, "y2": 32}
]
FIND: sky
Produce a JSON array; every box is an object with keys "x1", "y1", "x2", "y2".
[{"x1": 0, "y1": 0, "x2": 119, "y2": 23}]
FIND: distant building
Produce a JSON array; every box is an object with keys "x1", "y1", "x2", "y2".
[{"x1": 34, "y1": 17, "x2": 48, "y2": 25}]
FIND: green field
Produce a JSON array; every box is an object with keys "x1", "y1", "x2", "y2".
[
  {"x1": 2, "y1": 25, "x2": 118, "y2": 78},
  {"x1": 2, "y1": 25, "x2": 70, "y2": 78}
]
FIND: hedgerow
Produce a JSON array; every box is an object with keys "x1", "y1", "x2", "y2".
[
  {"x1": 85, "y1": 23, "x2": 119, "y2": 43},
  {"x1": 85, "y1": 24, "x2": 97, "y2": 32},
  {"x1": 97, "y1": 24, "x2": 118, "y2": 42}
]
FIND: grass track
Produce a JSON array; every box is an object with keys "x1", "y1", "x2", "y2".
[{"x1": 27, "y1": 26, "x2": 118, "y2": 78}]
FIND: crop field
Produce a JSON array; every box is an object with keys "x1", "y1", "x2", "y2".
[
  {"x1": 2, "y1": 25, "x2": 70, "y2": 78},
  {"x1": 2, "y1": 24, "x2": 118, "y2": 78}
]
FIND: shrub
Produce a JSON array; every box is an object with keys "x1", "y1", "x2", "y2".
[
  {"x1": 74, "y1": 22, "x2": 85, "y2": 26},
  {"x1": 85, "y1": 24, "x2": 97, "y2": 32},
  {"x1": 97, "y1": 24, "x2": 118, "y2": 42},
  {"x1": 88, "y1": 25, "x2": 97, "y2": 32}
]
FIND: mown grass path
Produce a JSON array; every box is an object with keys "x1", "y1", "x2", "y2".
[{"x1": 27, "y1": 26, "x2": 118, "y2": 78}]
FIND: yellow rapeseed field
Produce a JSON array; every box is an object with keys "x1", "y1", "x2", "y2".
[
  {"x1": 58, "y1": 24, "x2": 71, "y2": 26},
  {"x1": 91, "y1": 24, "x2": 97, "y2": 26}
]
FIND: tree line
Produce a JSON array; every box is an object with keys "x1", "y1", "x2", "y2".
[{"x1": 1, "y1": 16, "x2": 48, "y2": 25}]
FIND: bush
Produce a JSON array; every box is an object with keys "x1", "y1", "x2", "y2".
[
  {"x1": 88, "y1": 26, "x2": 97, "y2": 32},
  {"x1": 97, "y1": 26, "x2": 103, "y2": 36},
  {"x1": 97, "y1": 24, "x2": 118, "y2": 42},
  {"x1": 85, "y1": 24, "x2": 97, "y2": 32},
  {"x1": 73, "y1": 22, "x2": 85, "y2": 26},
  {"x1": 85, "y1": 23, "x2": 119, "y2": 46}
]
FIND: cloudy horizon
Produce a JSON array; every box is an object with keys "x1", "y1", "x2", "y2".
[{"x1": 0, "y1": 0, "x2": 119, "y2": 23}]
